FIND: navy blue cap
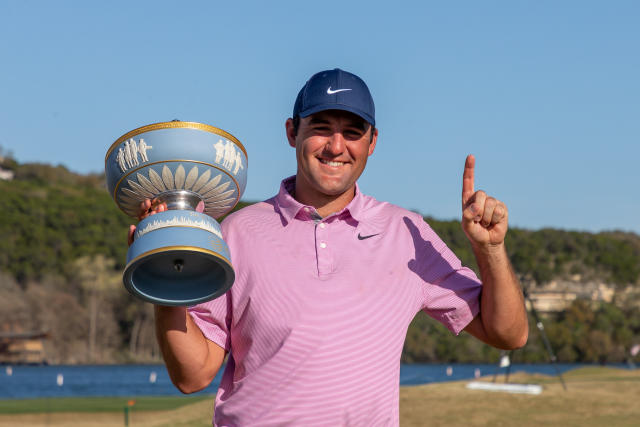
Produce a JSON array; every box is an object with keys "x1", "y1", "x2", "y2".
[{"x1": 293, "y1": 68, "x2": 375, "y2": 127}]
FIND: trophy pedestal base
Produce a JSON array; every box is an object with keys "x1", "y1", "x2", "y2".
[
  {"x1": 123, "y1": 248, "x2": 234, "y2": 306},
  {"x1": 124, "y1": 211, "x2": 234, "y2": 306}
]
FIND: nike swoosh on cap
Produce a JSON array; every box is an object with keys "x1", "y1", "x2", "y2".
[{"x1": 327, "y1": 87, "x2": 352, "y2": 95}]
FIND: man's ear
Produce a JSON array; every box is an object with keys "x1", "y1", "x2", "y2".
[
  {"x1": 368, "y1": 127, "x2": 378, "y2": 156},
  {"x1": 285, "y1": 118, "x2": 296, "y2": 148}
]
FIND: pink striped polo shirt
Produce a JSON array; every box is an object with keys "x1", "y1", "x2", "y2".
[{"x1": 189, "y1": 176, "x2": 482, "y2": 426}]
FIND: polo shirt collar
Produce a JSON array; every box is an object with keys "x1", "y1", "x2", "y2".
[{"x1": 275, "y1": 176, "x2": 367, "y2": 226}]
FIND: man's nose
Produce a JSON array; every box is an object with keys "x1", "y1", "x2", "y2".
[{"x1": 325, "y1": 132, "x2": 345, "y2": 154}]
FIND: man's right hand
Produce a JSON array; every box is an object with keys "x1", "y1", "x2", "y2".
[{"x1": 127, "y1": 198, "x2": 168, "y2": 246}]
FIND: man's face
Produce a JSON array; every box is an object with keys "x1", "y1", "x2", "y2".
[{"x1": 286, "y1": 110, "x2": 377, "y2": 203}]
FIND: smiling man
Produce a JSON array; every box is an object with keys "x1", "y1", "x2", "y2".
[
  {"x1": 150, "y1": 68, "x2": 528, "y2": 426},
  {"x1": 287, "y1": 112, "x2": 376, "y2": 217}
]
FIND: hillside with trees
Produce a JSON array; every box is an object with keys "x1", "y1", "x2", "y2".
[{"x1": 1, "y1": 156, "x2": 639, "y2": 364}]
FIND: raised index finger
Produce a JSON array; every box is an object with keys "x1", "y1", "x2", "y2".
[{"x1": 462, "y1": 154, "x2": 475, "y2": 206}]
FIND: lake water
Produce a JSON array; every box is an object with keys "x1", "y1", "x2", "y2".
[{"x1": 0, "y1": 363, "x2": 622, "y2": 399}]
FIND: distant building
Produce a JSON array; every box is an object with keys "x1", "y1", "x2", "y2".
[
  {"x1": 0, "y1": 166, "x2": 14, "y2": 181},
  {"x1": 527, "y1": 291, "x2": 577, "y2": 313},
  {"x1": 526, "y1": 278, "x2": 617, "y2": 314},
  {"x1": 0, "y1": 331, "x2": 48, "y2": 364}
]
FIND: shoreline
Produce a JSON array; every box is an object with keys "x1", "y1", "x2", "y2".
[{"x1": 1, "y1": 363, "x2": 632, "y2": 400}]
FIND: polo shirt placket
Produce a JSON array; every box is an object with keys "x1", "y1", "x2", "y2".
[
  {"x1": 300, "y1": 207, "x2": 337, "y2": 278},
  {"x1": 313, "y1": 215, "x2": 334, "y2": 277}
]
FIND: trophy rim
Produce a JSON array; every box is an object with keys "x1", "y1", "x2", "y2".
[{"x1": 105, "y1": 121, "x2": 248, "y2": 165}]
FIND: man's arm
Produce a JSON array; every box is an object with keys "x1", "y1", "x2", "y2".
[
  {"x1": 154, "y1": 306, "x2": 226, "y2": 393},
  {"x1": 129, "y1": 200, "x2": 226, "y2": 393},
  {"x1": 463, "y1": 244, "x2": 528, "y2": 349},
  {"x1": 460, "y1": 155, "x2": 528, "y2": 349}
]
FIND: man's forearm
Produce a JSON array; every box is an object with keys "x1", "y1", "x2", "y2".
[
  {"x1": 472, "y1": 242, "x2": 528, "y2": 349},
  {"x1": 154, "y1": 306, "x2": 224, "y2": 393}
]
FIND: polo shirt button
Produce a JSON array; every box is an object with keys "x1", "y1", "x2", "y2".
[
  {"x1": 319, "y1": 223, "x2": 326, "y2": 229},
  {"x1": 320, "y1": 242, "x2": 327, "y2": 249}
]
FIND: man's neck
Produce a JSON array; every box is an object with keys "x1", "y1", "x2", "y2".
[{"x1": 292, "y1": 179, "x2": 355, "y2": 218}]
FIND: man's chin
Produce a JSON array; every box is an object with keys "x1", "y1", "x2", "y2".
[{"x1": 316, "y1": 182, "x2": 355, "y2": 198}]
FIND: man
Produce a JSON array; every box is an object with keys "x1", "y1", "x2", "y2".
[{"x1": 133, "y1": 68, "x2": 528, "y2": 426}]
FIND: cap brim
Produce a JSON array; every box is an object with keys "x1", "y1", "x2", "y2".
[{"x1": 298, "y1": 104, "x2": 375, "y2": 127}]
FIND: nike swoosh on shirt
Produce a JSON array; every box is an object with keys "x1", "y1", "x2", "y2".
[
  {"x1": 327, "y1": 87, "x2": 352, "y2": 95},
  {"x1": 357, "y1": 233, "x2": 380, "y2": 240}
]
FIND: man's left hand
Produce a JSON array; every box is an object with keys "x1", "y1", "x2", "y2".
[{"x1": 461, "y1": 154, "x2": 509, "y2": 247}]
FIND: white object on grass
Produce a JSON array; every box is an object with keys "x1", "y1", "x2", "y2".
[
  {"x1": 499, "y1": 354, "x2": 511, "y2": 367},
  {"x1": 466, "y1": 381, "x2": 542, "y2": 395}
]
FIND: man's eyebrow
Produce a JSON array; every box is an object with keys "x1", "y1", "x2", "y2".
[
  {"x1": 308, "y1": 115, "x2": 368, "y2": 131},
  {"x1": 308, "y1": 117, "x2": 330, "y2": 125},
  {"x1": 346, "y1": 120, "x2": 368, "y2": 131}
]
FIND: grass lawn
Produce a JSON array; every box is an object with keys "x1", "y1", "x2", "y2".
[
  {"x1": 0, "y1": 394, "x2": 211, "y2": 414},
  {"x1": 401, "y1": 366, "x2": 640, "y2": 427},
  {"x1": 0, "y1": 395, "x2": 215, "y2": 427}
]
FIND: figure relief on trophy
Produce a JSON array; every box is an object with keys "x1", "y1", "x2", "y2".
[
  {"x1": 105, "y1": 121, "x2": 248, "y2": 306},
  {"x1": 115, "y1": 138, "x2": 154, "y2": 173},
  {"x1": 213, "y1": 138, "x2": 244, "y2": 176}
]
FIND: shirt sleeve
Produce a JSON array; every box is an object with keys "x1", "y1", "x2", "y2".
[
  {"x1": 405, "y1": 215, "x2": 482, "y2": 335},
  {"x1": 186, "y1": 213, "x2": 241, "y2": 351},
  {"x1": 188, "y1": 294, "x2": 232, "y2": 351}
]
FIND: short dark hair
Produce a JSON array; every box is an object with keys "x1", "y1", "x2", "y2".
[
  {"x1": 292, "y1": 115, "x2": 301, "y2": 135},
  {"x1": 291, "y1": 115, "x2": 376, "y2": 143}
]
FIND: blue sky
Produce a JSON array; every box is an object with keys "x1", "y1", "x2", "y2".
[{"x1": 1, "y1": 1, "x2": 638, "y2": 233}]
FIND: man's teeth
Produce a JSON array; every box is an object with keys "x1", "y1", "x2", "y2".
[{"x1": 320, "y1": 159, "x2": 344, "y2": 166}]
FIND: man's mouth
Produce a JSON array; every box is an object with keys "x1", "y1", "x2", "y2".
[{"x1": 319, "y1": 159, "x2": 345, "y2": 167}]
